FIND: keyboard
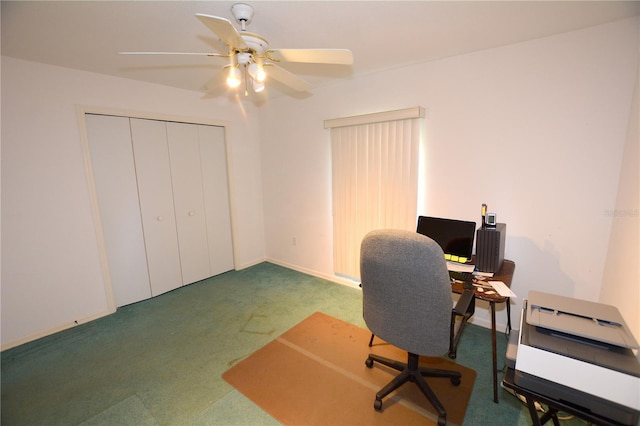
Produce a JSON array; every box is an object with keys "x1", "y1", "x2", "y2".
[{"x1": 449, "y1": 270, "x2": 474, "y2": 282}]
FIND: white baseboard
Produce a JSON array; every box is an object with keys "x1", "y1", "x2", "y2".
[
  {"x1": 2, "y1": 260, "x2": 503, "y2": 352},
  {"x1": 235, "y1": 257, "x2": 268, "y2": 270},
  {"x1": 265, "y1": 258, "x2": 505, "y2": 331},
  {"x1": 265, "y1": 258, "x2": 361, "y2": 289},
  {"x1": 1, "y1": 308, "x2": 114, "y2": 352}
]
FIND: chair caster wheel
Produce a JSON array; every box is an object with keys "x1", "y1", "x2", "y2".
[
  {"x1": 451, "y1": 377, "x2": 461, "y2": 386},
  {"x1": 438, "y1": 414, "x2": 446, "y2": 426},
  {"x1": 365, "y1": 358, "x2": 374, "y2": 368},
  {"x1": 374, "y1": 398, "x2": 383, "y2": 412}
]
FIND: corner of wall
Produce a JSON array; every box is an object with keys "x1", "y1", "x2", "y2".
[{"x1": 601, "y1": 63, "x2": 640, "y2": 340}]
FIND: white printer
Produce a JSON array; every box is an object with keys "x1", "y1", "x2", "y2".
[{"x1": 514, "y1": 291, "x2": 640, "y2": 425}]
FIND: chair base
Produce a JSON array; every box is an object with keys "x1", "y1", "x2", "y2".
[{"x1": 365, "y1": 352, "x2": 461, "y2": 426}]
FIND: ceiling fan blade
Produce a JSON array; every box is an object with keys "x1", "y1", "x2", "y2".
[
  {"x1": 196, "y1": 14, "x2": 247, "y2": 51},
  {"x1": 265, "y1": 64, "x2": 312, "y2": 92},
  {"x1": 119, "y1": 51, "x2": 225, "y2": 57},
  {"x1": 266, "y1": 49, "x2": 353, "y2": 65}
]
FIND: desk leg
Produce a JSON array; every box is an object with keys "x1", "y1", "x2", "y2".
[
  {"x1": 506, "y1": 297, "x2": 512, "y2": 334},
  {"x1": 491, "y1": 301, "x2": 498, "y2": 403}
]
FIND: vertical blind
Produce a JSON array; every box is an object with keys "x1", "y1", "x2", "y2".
[{"x1": 326, "y1": 108, "x2": 424, "y2": 280}]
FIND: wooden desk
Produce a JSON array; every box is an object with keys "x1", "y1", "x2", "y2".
[{"x1": 450, "y1": 259, "x2": 515, "y2": 403}]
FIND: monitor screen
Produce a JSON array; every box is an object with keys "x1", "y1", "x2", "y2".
[{"x1": 416, "y1": 216, "x2": 476, "y2": 263}]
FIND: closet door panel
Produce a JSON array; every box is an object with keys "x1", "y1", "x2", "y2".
[
  {"x1": 130, "y1": 118, "x2": 183, "y2": 295},
  {"x1": 167, "y1": 122, "x2": 211, "y2": 284},
  {"x1": 86, "y1": 114, "x2": 151, "y2": 306},
  {"x1": 199, "y1": 125, "x2": 235, "y2": 275}
]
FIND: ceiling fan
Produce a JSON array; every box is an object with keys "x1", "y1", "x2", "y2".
[{"x1": 120, "y1": 3, "x2": 353, "y2": 96}]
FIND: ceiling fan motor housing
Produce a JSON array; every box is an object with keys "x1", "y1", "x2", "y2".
[{"x1": 241, "y1": 33, "x2": 268, "y2": 55}]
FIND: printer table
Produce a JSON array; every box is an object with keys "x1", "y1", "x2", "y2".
[
  {"x1": 502, "y1": 367, "x2": 627, "y2": 426},
  {"x1": 451, "y1": 259, "x2": 515, "y2": 403}
]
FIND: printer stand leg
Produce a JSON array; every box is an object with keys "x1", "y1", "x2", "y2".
[
  {"x1": 525, "y1": 396, "x2": 560, "y2": 426},
  {"x1": 540, "y1": 408, "x2": 561, "y2": 426},
  {"x1": 525, "y1": 397, "x2": 542, "y2": 425}
]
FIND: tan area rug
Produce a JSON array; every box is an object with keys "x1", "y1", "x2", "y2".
[{"x1": 223, "y1": 312, "x2": 476, "y2": 425}]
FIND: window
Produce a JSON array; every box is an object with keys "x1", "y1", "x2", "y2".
[{"x1": 326, "y1": 107, "x2": 424, "y2": 279}]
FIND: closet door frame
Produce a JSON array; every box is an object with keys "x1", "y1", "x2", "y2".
[{"x1": 77, "y1": 106, "x2": 237, "y2": 312}]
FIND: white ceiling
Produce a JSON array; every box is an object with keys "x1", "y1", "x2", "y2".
[{"x1": 2, "y1": 1, "x2": 639, "y2": 99}]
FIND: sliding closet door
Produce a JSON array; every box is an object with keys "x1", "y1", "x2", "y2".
[
  {"x1": 166, "y1": 122, "x2": 211, "y2": 284},
  {"x1": 87, "y1": 115, "x2": 235, "y2": 306},
  {"x1": 86, "y1": 114, "x2": 151, "y2": 306},
  {"x1": 199, "y1": 125, "x2": 234, "y2": 275},
  {"x1": 130, "y1": 118, "x2": 183, "y2": 296}
]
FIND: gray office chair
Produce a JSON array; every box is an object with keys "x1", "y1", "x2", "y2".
[{"x1": 361, "y1": 229, "x2": 463, "y2": 426}]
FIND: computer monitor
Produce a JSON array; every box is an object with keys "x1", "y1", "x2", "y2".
[{"x1": 416, "y1": 216, "x2": 476, "y2": 263}]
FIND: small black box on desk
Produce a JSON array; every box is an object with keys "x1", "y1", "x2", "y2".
[{"x1": 476, "y1": 223, "x2": 506, "y2": 273}]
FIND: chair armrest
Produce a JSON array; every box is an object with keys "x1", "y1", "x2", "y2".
[{"x1": 453, "y1": 289, "x2": 475, "y2": 317}]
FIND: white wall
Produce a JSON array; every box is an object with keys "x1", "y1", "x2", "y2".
[
  {"x1": 259, "y1": 18, "x2": 640, "y2": 331},
  {"x1": 1, "y1": 57, "x2": 266, "y2": 349},
  {"x1": 2, "y1": 17, "x2": 638, "y2": 349}
]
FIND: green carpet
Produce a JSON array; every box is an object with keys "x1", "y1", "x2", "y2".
[{"x1": 1, "y1": 262, "x2": 580, "y2": 425}]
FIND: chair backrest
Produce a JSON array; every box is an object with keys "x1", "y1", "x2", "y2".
[{"x1": 360, "y1": 229, "x2": 452, "y2": 356}]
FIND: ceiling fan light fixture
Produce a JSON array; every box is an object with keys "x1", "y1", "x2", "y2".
[
  {"x1": 226, "y1": 66, "x2": 242, "y2": 88},
  {"x1": 252, "y1": 79, "x2": 265, "y2": 93},
  {"x1": 248, "y1": 62, "x2": 266, "y2": 82}
]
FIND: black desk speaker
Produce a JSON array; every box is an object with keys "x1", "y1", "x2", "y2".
[{"x1": 476, "y1": 223, "x2": 506, "y2": 273}]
